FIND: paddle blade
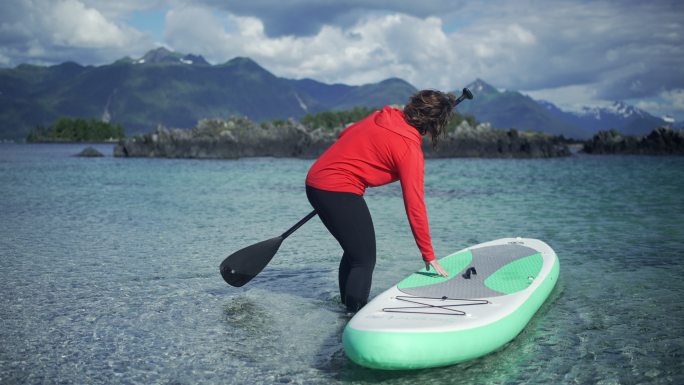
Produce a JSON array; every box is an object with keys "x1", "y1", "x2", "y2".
[{"x1": 220, "y1": 236, "x2": 284, "y2": 287}]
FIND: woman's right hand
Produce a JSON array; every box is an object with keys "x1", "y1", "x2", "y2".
[{"x1": 425, "y1": 259, "x2": 449, "y2": 277}]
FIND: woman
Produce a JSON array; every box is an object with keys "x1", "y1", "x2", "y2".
[{"x1": 306, "y1": 90, "x2": 456, "y2": 312}]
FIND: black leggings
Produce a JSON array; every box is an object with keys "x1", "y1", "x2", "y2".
[{"x1": 306, "y1": 186, "x2": 376, "y2": 312}]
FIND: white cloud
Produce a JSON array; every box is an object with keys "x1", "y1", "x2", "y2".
[
  {"x1": 50, "y1": 0, "x2": 129, "y2": 47},
  {"x1": 661, "y1": 89, "x2": 684, "y2": 110},
  {"x1": 163, "y1": 6, "x2": 546, "y2": 92},
  {"x1": 0, "y1": 53, "x2": 10, "y2": 66},
  {"x1": 0, "y1": 0, "x2": 153, "y2": 64},
  {"x1": 160, "y1": 1, "x2": 683, "y2": 120},
  {"x1": 78, "y1": 0, "x2": 170, "y2": 19},
  {"x1": 523, "y1": 84, "x2": 607, "y2": 112},
  {"x1": 634, "y1": 89, "x2": 684, "y2": 120},
  {"x1": 468, "y1": 23, "x2": 536, "y2": 59},
  {"x1": 164, "y1": 6, "x2": 455, "y2": 88}
]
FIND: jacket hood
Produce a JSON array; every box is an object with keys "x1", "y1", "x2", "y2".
[{"x1": 374, "y1": 106, "x2": 422, "y2": 144}]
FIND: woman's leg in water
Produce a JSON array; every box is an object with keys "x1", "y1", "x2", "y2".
[{"x1": 306, "y1": 186, "x2": 376, "y2": 312}]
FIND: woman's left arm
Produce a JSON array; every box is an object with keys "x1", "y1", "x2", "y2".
[{"x1": 397, "y1": 146, "x2": 447, "y2": 277}]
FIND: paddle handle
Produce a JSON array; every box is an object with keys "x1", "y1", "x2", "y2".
[
  {"x1": 280, "y1": 210, "x2": 317, "y2": 239},
  {"x1": 454, "y1": 87, "x2": 474, "y2": 106}
]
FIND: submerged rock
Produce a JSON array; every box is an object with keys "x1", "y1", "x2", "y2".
[{"x1": 76, "y1": 147, "x2": 104, "y2": 157}]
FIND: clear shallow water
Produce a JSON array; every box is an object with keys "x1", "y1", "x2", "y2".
[{"x1": 1, "y1": 143, "x2": 683, "y2": 385}]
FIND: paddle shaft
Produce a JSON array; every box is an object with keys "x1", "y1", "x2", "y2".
[{"x1": 281, "y1": 210, "x2": 317, "y2": 239}]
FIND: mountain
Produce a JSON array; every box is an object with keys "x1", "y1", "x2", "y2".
[
  {"x1": 539, "y1": 98, "x2": 669, "y2": 136},
  {"x1": 0, "y1": 49, "x2": 417, "y2": 140},
  {"x1": 570, "y1": 102, "x2": 668, "y2": 136},
  {"x1": 114, "y1": 47, "x2": 212, "y2": 66},
  {"x1": 0, "y1": 55, "x2": 306, "y2": 139},
  {"x1": 457, "y1": 79, "x2": 668, "y2": 139},
  {"x1": 291, "y1": 77, "x2": 416, "y2": 111},
  {"x1": 455, "y1": 79, "x2": 592, "y2": 139},
  {"x1": 0, "y1": 49, "x2": 671, "y2": 141},
  {"x1": 136, "y1": 47, "x2": 211, "y2": 66}
]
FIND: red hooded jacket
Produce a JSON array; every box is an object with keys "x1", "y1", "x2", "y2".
[{"x1": 306, "y1": 106, "x2": 436, "y2": 262}]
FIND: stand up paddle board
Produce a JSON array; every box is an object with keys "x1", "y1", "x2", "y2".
[{"x1": 343, "y1": 237, "x2": 559, "y2": 369}]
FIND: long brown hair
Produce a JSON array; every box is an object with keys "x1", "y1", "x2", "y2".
[{"x1": 403, "y1": 90, "x2": 457, "y2": 148}]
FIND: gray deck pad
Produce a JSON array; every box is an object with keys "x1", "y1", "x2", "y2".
[{"x1": 398, "y1": 244, "x2": 539, "y2": 299}]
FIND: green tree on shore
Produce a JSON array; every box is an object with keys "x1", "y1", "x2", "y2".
[
  {"x1": 301, "y1": 106, "x2": 477, "y2": 132},
  {"x1": 301, "y1": 107, "x2": 377, "y2": 131},
  {"x1": 27, "y1": 117, "x2": 125, "y2": 142}
]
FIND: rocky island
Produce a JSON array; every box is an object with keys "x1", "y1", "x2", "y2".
[
  {"x1": 114, "y1": 116, "x2": 571, "y2": 159},
  {"x1": 582, "y1": 127, "x2": 684, "y2": 155}
]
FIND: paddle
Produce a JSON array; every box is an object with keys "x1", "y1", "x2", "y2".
[{"x1": 220, "y1": 210, "x2": 317, "y2": 287}]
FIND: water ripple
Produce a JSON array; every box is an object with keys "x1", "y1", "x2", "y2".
[{"x1": 1, "y1": 145, "x2": 683, "y2": 384}]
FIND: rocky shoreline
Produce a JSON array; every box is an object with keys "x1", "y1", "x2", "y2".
[
  {"x1": 113, "y1": 117, "x2": 571, "y2": 159},
  {"x1": 582, "y1": 127, "x2": 684, "y2": 155}
]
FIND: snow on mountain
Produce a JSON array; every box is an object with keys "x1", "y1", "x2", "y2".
[
  {"x1": 134, "y1": 48, "x2": 209, "y2": 66},
  {"x1": 558, "y1": 101, "x2": 666, "y2": 135},
  {"x1": 529, "y1": 97, "x2": 668, "y2": 137},
  {"x1": 574, "y1": 101, "x2": 648, "y2": 120}
]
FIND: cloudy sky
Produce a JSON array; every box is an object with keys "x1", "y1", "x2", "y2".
[{"x1": 2, "y1": 0, "x2": 683, "y2": 119}]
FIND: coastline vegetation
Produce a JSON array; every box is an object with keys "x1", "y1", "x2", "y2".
[
  {"x1": 27, "y1": 109, "x2": 679, "y2": 157},
  {"x1": 26, "y1": 117, "x2": 125, "y2": 143},
  {"x1": 582, "y1": 127, "x2": 684, "y2": 154},
  {"x1": 298, "y1": 106, "x2": 478, "y2": 133},
  {"x1": 114, "y1": 107, "x2": 570, "y2": 159},
  {"x1": 300, "y1": 107, "x2": 377, "y2": 131}
]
